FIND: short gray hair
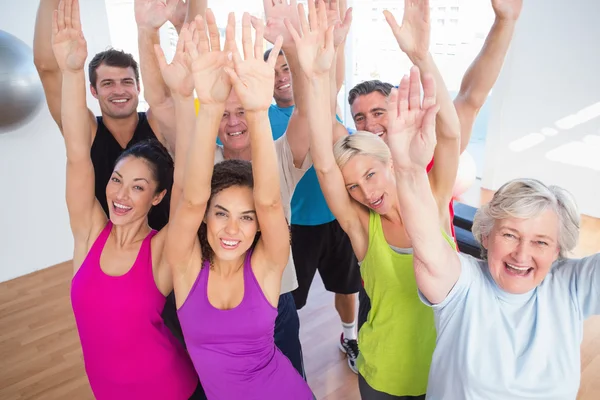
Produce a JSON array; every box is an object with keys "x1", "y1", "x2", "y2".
[{"x1": 472, "y1": 178, "x2": 580, "y2": 259}]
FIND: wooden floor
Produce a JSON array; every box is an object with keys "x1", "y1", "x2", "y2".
[{"x1": 1, "y1": 208, "x2": 600, "y2": 399}]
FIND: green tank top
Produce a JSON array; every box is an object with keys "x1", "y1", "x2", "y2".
[{"x1": 357, "y1": 211, "x2": 455, "y2": 396}]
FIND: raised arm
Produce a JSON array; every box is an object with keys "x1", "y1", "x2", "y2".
[
  {"x1": 165, "y1": 11, "x2": 232, "y2": 275},
  {"x1": 225, "y1": 14, "x2": 289, "y2": 273},
  {"x1": 52, "y1": 0, "x2": 106, "y2": 248},
  {"x1": 153, "y1": 22, "x2": 196, "y2": 226},
  {"x1": 34, "y1": 0, "x2": 96, "y2": 133},
  {"x1": 333, "y1": 0, "x2": 350, "y2": 94},
  {"x1": 454, "y1": 0, "x2": 522, "y2": 152},
  {"x1": 286, "y1": 1, "x2": 368, "y2": 259},
  {"x1": 325, "y1": 0, "x2": 352, "y2": 117},
  {"x1": 134, "y1": 0, "x2": 179, "y2": 151},
  {"x1": 386, "y1": 67, "x2": 460, "y2": 305},
  {"x1": 254, "y1": 0, "x2": 311, "y2": 167},
  {"x1": 384, "y1": 0, "x2": 460, "y2": 227},
  {"x1": 168, "y1": 0, "x2": 208, "y2": 34}
]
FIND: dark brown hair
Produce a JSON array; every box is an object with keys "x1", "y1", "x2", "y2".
[
  {"x1": 199, "y1": 160, "x2": 260, "y2": 266},
  {"x1": 88, "y1": 48, "x2": 140, "y2": 89}
]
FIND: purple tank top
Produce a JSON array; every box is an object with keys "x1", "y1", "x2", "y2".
[
  {"x1": 178, "y1": 250, "x2": 313, "y2": 399},
  {"x1": 71, "y1": 222, "x2": 198, "y2": 399}
]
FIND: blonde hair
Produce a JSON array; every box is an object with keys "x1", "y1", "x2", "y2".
[
  {"x1": 472, "y1": 178, "x2": 580, "y2": 259},
  {"x1": 333, "y1": 131, "x2": 391, "y2": 169}
]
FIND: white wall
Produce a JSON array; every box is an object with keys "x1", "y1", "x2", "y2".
[
  {"x1": 482, "y1": 0, "x2": 600, "y2": 218},
  {"x1": 0, "y1": 0, "x2": 112, "y2": 282}
]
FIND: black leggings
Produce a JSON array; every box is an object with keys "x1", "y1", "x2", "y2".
[
  {"x1": 358, "y1": 374, "x2": 425, "y2": 400},
  {"x1": 188, "y1": 380, "x2": 207, "y2": 400}
]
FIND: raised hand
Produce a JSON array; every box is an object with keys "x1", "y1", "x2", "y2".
[
  {"x1": 386, "y1": 66, "x2": 439, "y2": 171},
  {"x1": 325, "y1": 0, "x2": 352, "y2": 48},
  {"x1": 225, "y1": 14, "x2": 283, "y2": 112},
  {"x1": 383, "y1": 0, "x2": 430, "y2": 61},
  {"x1": 154, "y1": 23, "x2": 194, "y2": 97},
  {"x1": 253, "y1": 0, "x2": 300, "y2": 49},
  {"x1": 51, "y1": 0, "x2": 88, "y2": 72},
  {"x1": 186, "y1": 10, "x2": 232, "y2": 105},
  {"x1": 285, "y1": 0, "x2": 335, "y2": 78},
  {"x1": 492, "y1": 0, "x2": 523, "y2": 21},
  {"x1": 169, "y1": 0, "x2": 188, "y2": 29},
  {"x1": 134, "y1": 0, "x2": 179, "y2": 30}
]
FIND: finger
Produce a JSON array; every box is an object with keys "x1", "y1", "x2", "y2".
[
  {"x1": 242, "y1": 12, "x2": 253, "y2": 60},
  {"x1": 408, "y1": 66, "x2": 421, "y2": 111},
  {"x1": 205, "y1": 9, "x2": 221, "y2": 51},
  {"x1": 263, "y1": 0, "x2": 274, "y2": 14},
  {"x1": 154, "y1": 44, "x2": 168, "y2": 71},
  {"x1": 72, "y1": 0, "x2": 82, "y2": 31},
  {"x1": 65, "y1": 0, "x2": 72, "y2": 29},
  {"x1": 194, "y1": 14, "x2": 209, "y2": 53},
  {"x1": 298, "y1": 3, "x2": 309, "y2": 35},
  {"x1": 420, "y1": 0, "x2": 431, "y2": 23},
  {"x1": 57, "y1": 0, "x2": 66, "y2": 31},
  {"x1": 52, "y1": 10, "x2": 59, "y2": 37},
  {"x1": 317, "y1": 0, "x2": 328, "y2": 30},
  {"x1": 421, "y1": 73, "x2": 436, "y2": 111},
  {"x1": 383, "y1": 10, "x2": 400, "y2": 35},
  {"x1": 307, "y1": 0, "x2": 318, "y2": 32},
  {"x1": 325, "y1": 25, "x2": 335, "y2": 53},
  {"x1": 229, "y1": 49, "x2": 244, "y2": 73},
  {"x1": 342, "y1": 7, "x2": 353, "y2": 30},
  {"x1": 387, "y1": 87, "x2": 399, "y2": 124},
  {"x1": 175, "y1": 23, "x2": 187, "y2": 55},
  {"x1": 253, "y1": 16, "x2": 265, "y2": 60},
  {"x1": 329, "y1": 0, "x2": 338, "y2": 14},
  {"x1": 422, "y1": 104, "x2": 440, "y2": 144},
  {"x1": 284, "y1": 18, "x2": 302, "y2": 45},
  {"x1": 339, "y1": 0, "x2": 348, "y2": 14},
  {"x1": 267, "y1": 36, "x2": 284, "y2": 67},
  {"x1": 225, "y1": 12, "x2": 237, "y2": 53},
  {"x1": 398, "y1": 75, "x2": 410, "y2": 117}
]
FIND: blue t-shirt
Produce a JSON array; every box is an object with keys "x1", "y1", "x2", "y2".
[
  {"x1": 268, "y1": 104, "x2": 341, "y2": 226},
  {"x1": 420, "y1": 253, "x2": 600, "y2": 400}
]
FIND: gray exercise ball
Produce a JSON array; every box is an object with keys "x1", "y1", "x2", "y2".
[{"x1": 0, "y1": 30, "x2": 44, "y2": 132}]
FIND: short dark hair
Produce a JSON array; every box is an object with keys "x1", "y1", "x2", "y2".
[
  {"x1": 198, "y1": 160, "x2": 260, "y2": 266},
  {"x1": 348, "y1": 80, "x2": 394, "y2": 106},
  {"x1": 115, "y1": 139, "x2": 174, "y2": 195},
  {"x1": 264, "y1": 47, "x2": 284, "y2": 62},
  {"x1": 88, "y1": 48, "x2": 140, "y2": 89}
]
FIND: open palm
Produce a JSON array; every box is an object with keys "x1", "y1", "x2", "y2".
[
  {"x1": 187, "y1": 11, "x2": 231, "y2": 105},
  {"x1": 226, "y1": 14, "x2": 282, "y2": 112},
  {"x1": 387, "y1": 67, "x2": 439, "y2": 171},
  {"x1": 285, "y1": 1, "x2": 335, "y2": 78},
  {"x1": 255, "y1": 0, "x2": 300, "y2": 48},
  {"x1": 134, "y1": 0, "x2": 178, "y2": 30},
  {"x1": 155, "y1": 23, "x2": 194, "y2": 97},
  {"x1": 383, "y1": 0, "x2": 430, "y2": 60},
  {"x1": 326, "y1": 0, "x2": 352, "y2": 48},
  {"x1": 52, "y1": 0, "x2": 88, "y2": 72}
]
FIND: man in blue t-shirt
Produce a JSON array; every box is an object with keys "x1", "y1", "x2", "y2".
[{"x1": 265, "y1": 49, "x2": 362, "y2": 374}]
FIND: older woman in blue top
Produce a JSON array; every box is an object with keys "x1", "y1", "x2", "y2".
[{"x1": 383, "y1": 67, "x2": 598, "y2": 400}]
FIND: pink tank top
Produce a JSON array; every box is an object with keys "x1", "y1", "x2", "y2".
[{"x1": 71, "y1": 222, "x2": 198, "y2": 399}]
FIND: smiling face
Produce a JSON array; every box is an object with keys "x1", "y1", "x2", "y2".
[
  {"x1": 90, "y1": 64, "x2": 140, "y2": 119},
  {"x1": 273, "y1": 54, "x2": 293, "y2": 108},
  {"x1": 218, "y1": 91, "x2": 250, "y2": 153},
  {"x1": 205, "y1": 185, "x2": 259, "y2": 262},
  {"x1": 340, "y1": 154, "x2": 396, "y2": 214},
  {"x1": 105, "y1": 156, "x2": 166, "y2": 225},
  {"x1": 482, "y1": 208, "x2": 561, "y2": 294},
  {"x1": 351, "y1": 91, "x2": 390, "y2": 142}
]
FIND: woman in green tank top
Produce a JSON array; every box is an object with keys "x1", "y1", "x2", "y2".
[{"x1": 293, "y1": 21, "x2": 460, "y2": 397}]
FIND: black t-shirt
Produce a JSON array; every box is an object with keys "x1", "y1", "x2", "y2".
[{"x1": 91, "y1": 112, "x2": 170, "y2": 230}]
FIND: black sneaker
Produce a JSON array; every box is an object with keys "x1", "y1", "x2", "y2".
[{"x1": 338, "y1": 333, "x2": 359, "y2": 374}]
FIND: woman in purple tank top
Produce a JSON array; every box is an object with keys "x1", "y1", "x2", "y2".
[
  {"x1": 53, "y1": 0, "x2": 202, "y2": 398},
  {"x1": 165, "y1": 11, "x2": 313, "y2": 400}
]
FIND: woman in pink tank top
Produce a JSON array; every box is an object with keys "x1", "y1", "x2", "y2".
[
  {"x1": 165, "y1": 12, "x2": 314, "y2": 400},
  {"x1": 53, "y1": 0, "x2": 202, "y2": 398}
]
